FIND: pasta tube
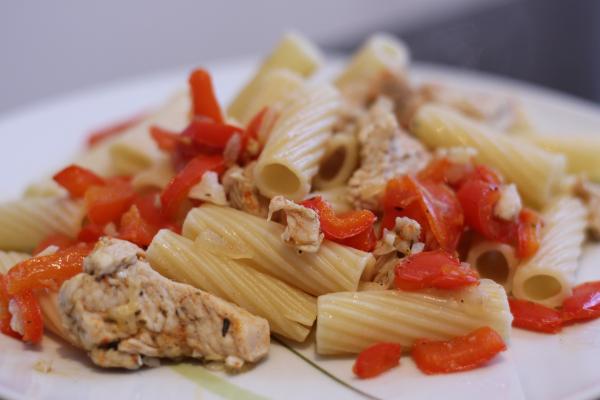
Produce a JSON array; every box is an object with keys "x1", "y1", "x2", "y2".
[
  {"x1": 335, "y1": 33, "x2": 410, "y2": 91},
  {"x1": 0, "y1": 197, "x2": 85, "y2": 252},
  {"x1": 227, "y1": 32, "x2": 323, "y2": 121},
  {"x1": 313, "y1": 132, "x2": 359, "y2": 190},
  {"x1": 316, "y1": 279, "x2": 512, "y2": 355},
  {"x1": 254, "y1": 84, "x2": 342, "y2": 200},
  {"x1": 131, "y1": 158, "x2": 175, "y2": 191},
  {"x1": 146, "y1": 230, "x2": 317, "y2": 342},
  {"x1": 525, "y1": 133, "x2": 600, "y2": 182},
  {"x1": 512, "y1": 197, "x2": 587, "y2": 307},
  {"x1": 412, "y1": 104, "x2": 566, "y2": 208},
  {"x1": 236, "y1": 68, "x2": 304, "y2": 126},
  {"x1": 467, "y1": 240, "x2": 518, "y2": 292},
  {"x1": 182, "y1": 205, "x2": 374, "y2": 296}
]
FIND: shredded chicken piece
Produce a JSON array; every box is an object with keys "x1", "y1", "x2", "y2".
[
  {"x1": 573, "y1": 178, "x2": 600, "y2": 239},
  {"x1": 267, "y1": 196, "x2": 323, "y2": 253},
  {"x1": 59, "y1": 238, "x2": 270, "y2": 370},
  {"x1": 348, "y1": 97, "x2": 430, "y2": 210},
  {"x1": 494, "y1": 184, "x2": 522, "y2": 221},
  {"x1": 222, "y1": 163, "x2": 269, "y2": 217},
  {"x1": 188, "y1": 171, "x2": 229, "y2": 206}
]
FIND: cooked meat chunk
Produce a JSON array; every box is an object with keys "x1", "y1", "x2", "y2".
[
  {"x1": 268, "y1": 196, "x2": 323, "y2": 253},
  {"x1": 348, "y1": 97, "x2": 430, "y2": 210},
  {"x1": 573, "y1": 178, "x2": 600, "y2": 239},
  {"x1": 188, "y1": 171, "x2": 229, "y2": 206},
  {"x1": 222, "y1": 162, "x2": 269, "y2": 217},
  {"x1": 493, "y1": 184, "x2": 522, "y2": 221},
  {"x1": 59, "y1": 238, "x2": 270, "y2": 370}
]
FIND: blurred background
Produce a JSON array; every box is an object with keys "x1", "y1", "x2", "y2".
[{"x1": 1, "y1": 0, "x2": 598, "y2": 114}]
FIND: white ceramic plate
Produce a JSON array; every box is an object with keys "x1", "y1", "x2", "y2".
[{"x1": 1, "y1": 58, "x2": 599, "y2": 400}]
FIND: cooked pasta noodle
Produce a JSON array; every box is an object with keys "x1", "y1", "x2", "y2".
[
  {"x1": 254, "y1": 84, "x2": 341, "y2": 200},
  {"x1": 412, "y1": 104, "x2": 567, "y2": 208},
  {"x1": 182, "y1": 205, "x2": 374, "y2": 296},
  {"x1": 524, "y1": 133, "x2": 600, "y2": 182},
  {"x1": 335, "y1": 34, "x2": 410, "y2": 93},
  {"x1": 512, "y1": 197, "x2": 587, "y2": 307},
  {"x1": 236, "y1": 68, "x2": 304, "y2": 126},
  {"x1": 467, "y1": 240, "x2": 518, "y2": 292},
  {"x1": 316, "y1": 279, "x2": 512, "y2": 355},
  {"x1": 146, "y1": 230, "x2": 317, "y2": 342},
  {"x1": 0, "y1": 197, "x2": 85, "y2": 252},
  {"x1": 131, "y1": 158, "x2": 175, "y2": 191},
  {"x1": 313, "y1": 132, "x2": 359, "y2": 190},
  {"x1": 23, "y1": 180, "x2": 67, "y2": 198}
]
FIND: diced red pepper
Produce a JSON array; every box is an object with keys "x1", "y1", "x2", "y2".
[
  {"x1": 337, "y1": 226, "x2": 378, "y2": 252},
  {"x1": 87, "y1": 113, "x2": 145, "y2": 148},
  {"x1": 562, "y1": 281, "x2": 600, "y2": 323},
  {"x1": 85, "y1": 179, "x2": 136, "y2": 225},
  {"x1": 301, "y1": 196, "x2": 376, "y2": 240},
  {"x1": 32, "y1": 233, "x2": 76, "y2": 255},
  {"x1": 12, "y1": 290, "x2": 43, "y2": 344},
  {"x1": 411, "y1": 327, "x2": 506, "y2": 374},
  {"x1": 161, "y1": 154, "x2": 225, "y2": 219},
  {"x1": 189, "y1": 69, "x2": 223, "y2": 123},
  {"x1": 53, "y1": 165, "x2": 106, "y2": 198},
  {"x1": 353, "y1": 342, "x2": 402, "y2": 379},
  {"x1": 150, "y1": 125, "x2": 180, "y2": 152},
  {"x1": 77, "y1": 222, "x2": 108, "y2": 243},
  {"x1": 6, "y1": 244, "x2": 92, "y2": 295},
  {"x1": 516, "y1": 209, "x2": 542, "y2": 259},
  {"x1": 509, "y1": 298, "x2": 562, "y2": 333},
  {"x1": 182, "y1": 118, "x2": 243, "y2": 151},
  {"x1": 118, "y1": 205, "x2": 159, "y2": 247},
  {"x1": 394, "y1": 250, "x2": 479, "y2": 291},
  {"x1": 382, "y1": 176, "x2": 464, "y2": 252}
]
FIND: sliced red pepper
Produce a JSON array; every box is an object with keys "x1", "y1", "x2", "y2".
[
  {"x1": 395, "y1": 249, "x2": 479, "y2": 291},
  {"x1": 0, "y1": 274, "x2": 19, "y2": 339},
  {"x1": 12, "y1": 290, "x2": 43, "y2": 344},
  {"x1": 382, "y1": 176, "x2": 464, "y2": 251},
  {"x1": 353, "y1": 342, "x2": 402, "y2": 379},
  {"x1": 161, "y1": 154, "x2": 225, "y2": 219},
  {"x1": 562, "y1": 281, "x2": 600, "y2": 323},
  {"x1": 301, "y1": 196, "x2": 376, "y2": 240},
  {"x1": 118, "y1": 205, "x2": 159, "y2": 247},
  {"x1": 6, "y1": 244, "x2": 92, "y2": 295},
  {"x1": 509, "y1": 298, "x2": 562, "y2": 333},
  {"x1": 32, "y1": 233, "x2": 76, "y2": 255},
  {"x1": 77, "y1": 222, "x2": 108, "y2": 243},
  {"x1": 189, "y1": 69, "x2": 223, "y2": 123},
  {"x1": 53, "y1": 165, "x2": 106, "y2": 198},
  {"x1": 411, "y1": 327, "x2": 506, "y2": 374},
  {"x1": 87, "y1": 113, "x2": 145, "y2": 148},
  {"x1": 150, "y1": 125, "x2": 180, "y2": 152},
  {"x1": 85, "y1": 179, "x2": 136, "y2": 225},
  {"x1": 337, "y1": 226, "x2": 377, "y2": 252},
  {"x1": 516, "y1": 209, "x2": 542, "y2": 259},
  {"x1": 182, "y1": 118, "x2": 242, "y2": 150}
]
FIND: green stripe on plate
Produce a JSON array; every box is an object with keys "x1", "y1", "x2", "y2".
[{"x1": 172, "y1": 364, "x2": 269, "y2": 400}]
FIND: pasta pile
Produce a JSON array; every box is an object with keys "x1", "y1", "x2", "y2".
[{"x1": 1, "y1": 31, "x2": 600, "y2": 378}]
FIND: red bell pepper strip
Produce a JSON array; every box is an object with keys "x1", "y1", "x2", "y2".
[
  {"x1": 411, "y1": 327, "x2": 506, "y2": 374},
  {"x1": 382, "y1": 176, "x2": 464, "y2": 252},
  {"x1": 182, "y1": 118, "x2": 243, "y2": 150},
  {"x1": 516, "y1": 209, "x2": 542, "y2": 259},
  {"x1": 395, "y1": 249, "x2": 479, "y2": 291},
  {"x1": 240, "y1": 107, "x2": 268, "y2": 159},
  {"x1": 53, "y1": 165, "x2": 106, "y2": 198},
  {"x1": 300, "y1": 196, "x2": 376, "y2": 240},
  {"x1": 87, "y1": 113, "x2": 146, "y2": 148},
  {"x1": 77, "y1": 222, "x2": 108, "y2": 243},
  {"x1": 118, "y1": 205, "x2": 159, "y2": 247},
  {"x1": 6, "y1": 244, "x2": 92, "y2": 295},
  {"x1": 84, "y1": 179, "x2": 136, "y2": 225},
  {"x1": 150, "y1": 125, "x2": 180, "y2": 152},
  {"x1": 509, "y1": 298, "x2": 562, "y2": 333},
  {"x1": 189, "y1": 69, "x2": 223, "y2": 123},
  {"x1": 562, "y1": 281, "x2": 600, "y2": 323},
  {"x1": 32, "y1": 233, "x2": 76, "y2": 255},
  {"x1": 337, "y1": 226, "x2": 378, "y2": 252},
  {"x1": 161, "y1": 154, "x2": 225, "y2": 219},
  {"x1": 353, "y1": 342, "x2": 402, "y2": 379},
  {"x1": 12, "y1": 290, "x2": 43, "y2": 344}
]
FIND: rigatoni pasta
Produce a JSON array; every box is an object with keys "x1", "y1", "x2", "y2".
[
  {"x1": 313, "y1": 132, "x2": 359, "y2": 190},
  {"x1": 467, "y1": 240, "x2": 518, "y2": 292},
  {"x1": 316, "y1": 279, "x2": 512, "y2": 355},
  {"x1": 146, "y1": 229, "x2": 317, "y2": 342},
  {"x1": 182, "y1": 204, "x2": 374, "y2": 296},
  {"x1": 254, "y1": 84, "x2": 342, "y2": 200},
  {"x1": 412, "y1": 104, "x2": 567, "y2": 208},
  {"x1": 512, "y1": 197, "x2": 587, "y2": 307}
]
